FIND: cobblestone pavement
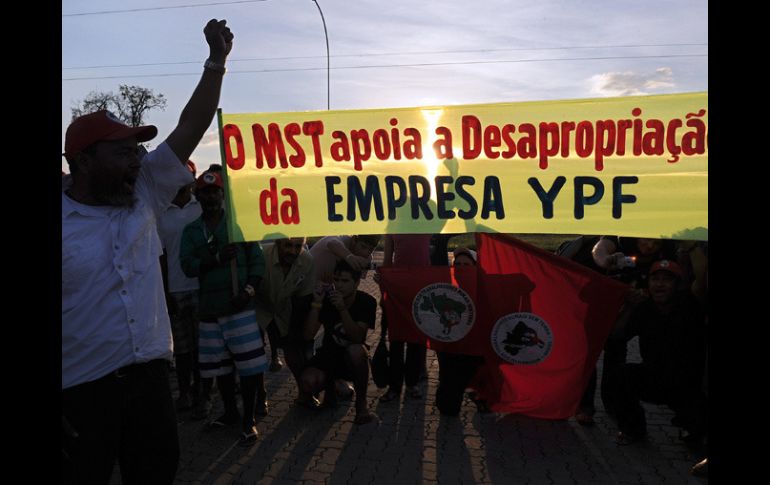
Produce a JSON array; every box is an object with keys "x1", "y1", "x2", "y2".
[{"x1": 112, "y1": 267, "x2": 708, "y2": 485}]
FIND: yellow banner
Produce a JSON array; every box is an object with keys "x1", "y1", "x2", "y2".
[{"x1": 219, "y1": 92, "x2": 707, "y2": 242}]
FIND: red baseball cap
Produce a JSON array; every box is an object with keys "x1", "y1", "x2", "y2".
[
  {"x1": 196, "y1": 171, "x2": 223, "y2": 190},
  {"x1": 453, "y1": 247, "x2": 478, "y2": 263},
  {"x1": 649, "y1": 259, "x2": 683, "y2": 278},
  {"x1": 63, "y1": 110, "x2": 158, "y2": 158}
]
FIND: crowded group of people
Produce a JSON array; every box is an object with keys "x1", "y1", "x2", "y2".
[{"x1": 61, "y1": 18, "x2": 708, "y2": 485}]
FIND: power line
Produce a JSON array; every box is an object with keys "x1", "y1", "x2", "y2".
[
  {"x1": 62, "y1": 42, "x2": 707, "y2": 70},
  {"x1": 62, "y1": 53, "x2": 708, "y2": 81},
  {"x1": 62, "y1": 0, "x2": 268, "y2": 17}
]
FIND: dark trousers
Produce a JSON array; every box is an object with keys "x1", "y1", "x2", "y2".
[
  {"x1": 600, "y1": 309, "x2": 632, "y2": 415},
  {"x1": 174, "y1": 351, "x2": 200, "y2": 401},
  {"x1": 387, "y1": 341, "x2": 426, "y2": 390},
  {"x1": 265, "y1": 320, "x2": 283, "y2": 362},
  {"x1": 381, "y1": 311, "x2": 426, "y2": 391},
  {"x1": 62, "y1": 359, "x2": 179, "y2": 485},
  {"x1": 577, "y1": 333, "x2": 625, "y2": 416},
  {"x1": 258, "y1": 322, "x2": 310, "y2": 385},
  {"x1": 578, "y1": 369, "x2": 598, "y2": 414},
  {"x1": 615, "y1": 363, "x2": 707, "y2": 438},
  {"x1": 436, "y1": 352, "x2": 484, "y2": 416}
]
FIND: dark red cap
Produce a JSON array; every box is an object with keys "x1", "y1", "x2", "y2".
[
  {"x1": 196, "y1": 171, "x2": 223, "y2": 190},
  {"x1": 63, "y1": 110, "x2": 157, "y2": 158},
  {"x1": 649, "y1": 259, "x2": 683, "y2": 278}
]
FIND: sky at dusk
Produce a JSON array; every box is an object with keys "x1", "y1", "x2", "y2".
[{"x1": 62, "y1": 0, "x2": 707, "y2": 173}]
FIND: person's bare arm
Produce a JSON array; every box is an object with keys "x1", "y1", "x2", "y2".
[
  {"x1": 165, "y1": 19, "x2": 234, "y2": 164},
  {"x1": 303, "y1": 283, "x2": 325, "y2": 340},
  {"x1": 328, "y1": 238, "x2": 368, "y2": 271},
  {"x1": 683, "y1": 242, "x2": 708, "y2": 303},
  {"x1": 328, "y1": 291, "x2": 366, "y2": 343},
  {"x1": 592, "y1": 237, "x2": 623, "y2": 270}
]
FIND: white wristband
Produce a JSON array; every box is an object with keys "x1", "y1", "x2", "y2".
[{"x1": 204, "y1": 59, "x2": 226, "y2": 75}]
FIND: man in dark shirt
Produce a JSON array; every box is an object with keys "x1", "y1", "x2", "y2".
[
  {"x1": 591, "y1": 236, "x2": 677, "y2": 415},
  {"x1": 300, "y1": 261, "x2": 378, "y2": 425},
  {"x1": 615, "y1": 260, "x2": 707, "y2": 445}
]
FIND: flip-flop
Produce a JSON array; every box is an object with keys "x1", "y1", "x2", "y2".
[
  {"x1": 294, "y1": 396, "x2": 322, "y2": 410},
  {"x1": 239, "y1": 426, "x2": 259, "y2": 446},
  {"x1": 255, "y1": 400, "x2": 269, "y2": 416}
]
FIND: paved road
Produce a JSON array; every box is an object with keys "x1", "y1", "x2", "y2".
[{"x1": 113, "y1": 270, "x2": 708, "y2": 484}]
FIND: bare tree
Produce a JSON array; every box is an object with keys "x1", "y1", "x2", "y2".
[{"x1": 71, "y1": 85, "x2": 167, "y2": 127}]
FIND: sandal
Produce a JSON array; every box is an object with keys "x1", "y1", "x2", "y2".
[
  {"x1": 379, "y1": 389, "x2": 400, "y2": 403},
  {"x1": 239, "y1": 426, "x2": 259, "y2": 446},
  {"x1": 294, "y1": 395, "x2": 321, "y2": 410},
  {"x1": 336, "y1": 381, "x2": 355, "y2": 401},
  {"x1": 269, "y1": 358, "x2": 284, "y2": 372},
  {"x1": 690, "y1": 458, "x2": 708, "y2": 477},
  {"x1": 255, "y1": 400, "x2": 269, "y2": 416}
]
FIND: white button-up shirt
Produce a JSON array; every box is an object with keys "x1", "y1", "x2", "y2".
[
  {"x1": 158, "y1": 195, "x2": 201, "y2": 293},
  {"x1": 62, "y1": 142, "x2": 193, "y2": 389}
]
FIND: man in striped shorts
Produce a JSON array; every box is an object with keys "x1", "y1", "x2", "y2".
[{"x1": 180, "y1": 171, "x2": 267, "y2": 445}]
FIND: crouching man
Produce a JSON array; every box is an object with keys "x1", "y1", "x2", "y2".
[
  {"x1": 299, "y1": 261, "x2": 378, "y2": 425},
  {"x1": 614, "y1": 260, "x2": 707, "y2": 445}
]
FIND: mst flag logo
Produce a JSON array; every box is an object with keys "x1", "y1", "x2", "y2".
[
  {"x1": 412, "y1": 283, "x2": 475, "y2": 342},
  {"x1": 491, "y1": 312, "x2": 553, "y2": 364}
]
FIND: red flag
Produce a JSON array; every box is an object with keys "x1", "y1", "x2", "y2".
[
  {"x1": 379, "y1": 234, "x2": 626, "y2": 419},
  {"x1": 380, "y1": 266, "x2": 485, "y2": 355},
  {"x1": 472, "y1": 233, "x2": 627, "y2": 419}
]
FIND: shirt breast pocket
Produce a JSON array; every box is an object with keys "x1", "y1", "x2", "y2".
[
  {"x1": 129, "y1": 227, "x2": 162, "y2": 276},
  {"x1": 62, "y1": 243, "x2": 99, "y2": 296},
  {"x1": 126, "y1": 206, "x2": 162, "y2": 275}
]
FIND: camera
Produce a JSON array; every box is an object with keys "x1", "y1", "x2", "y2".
[
  {"x1": 322, "y1": 283, "x2": 335, "y2": 297},
  {"x1": 617, "y1": 255, "x2": 636, "y2": 269}
]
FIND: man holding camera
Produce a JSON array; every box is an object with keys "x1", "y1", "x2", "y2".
[
  {"x1": 614, "y1": 260, "x2": 707, "y2": 445},
  {"x1": 300, "y1": 261, "x2": 378, "y2": 425}
]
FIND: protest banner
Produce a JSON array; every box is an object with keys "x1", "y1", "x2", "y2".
[{"x1": 219, "y1": 92, "x2": 707, "y2": 242}]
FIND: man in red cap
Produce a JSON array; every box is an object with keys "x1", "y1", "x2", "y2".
[
  {"x1": 614, "y1": 259, "x2": 707, "y2": 448},
  {"x1": 180, "y1": 170, "x2": 268, "y2": 445},
  {"x1": 62, "y1": 19, "x2": 235, "y2": 484}
]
